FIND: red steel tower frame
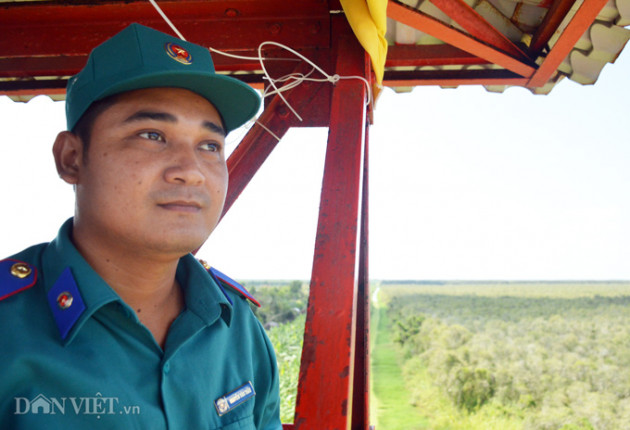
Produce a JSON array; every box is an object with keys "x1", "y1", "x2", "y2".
[{"x1": 0, "y1": 0, "x2": 619, "y2": 427}]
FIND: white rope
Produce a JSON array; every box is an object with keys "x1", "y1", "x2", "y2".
[
  {"x1": 148, "y1": 0, "x2": 187, "y2": 41},
  {"x1": 208, "y1": 47, "x2": 301, "y2": 64},
  {"x1": 147, "y1": 0, "x2": 373, "y2": 133},
  {"x1": 256, "y1": 41, "x2": 373, "y2": 121},
  {"x1": 254, "y1": 120, "x2": 281, "y2": 142}
]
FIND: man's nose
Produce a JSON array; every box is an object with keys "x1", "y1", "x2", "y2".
[{"x1": 163, "y1": 146, "x2": 205, "y2": 186}]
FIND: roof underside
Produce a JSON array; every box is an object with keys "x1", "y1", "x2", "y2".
[
  {"x1": 1, "y1": 0, "x2": 628, "y2": 101},
  {"x1": 387, "y1": 0, "x2": 630, "y2": 93}
]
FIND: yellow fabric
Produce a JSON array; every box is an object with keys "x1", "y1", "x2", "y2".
[{"x1": 340, "y1": 0, "x2": 388, "y2": 97}]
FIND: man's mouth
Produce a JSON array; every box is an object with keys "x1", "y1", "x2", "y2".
[{"x1": 158, "y1": 200, "x2": 203, "y2": 212}]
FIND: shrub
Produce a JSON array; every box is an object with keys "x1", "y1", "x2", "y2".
[{"x1": 447, "y1": 366, "x2": 496, "y2": 412}]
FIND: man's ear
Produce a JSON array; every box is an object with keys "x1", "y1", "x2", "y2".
[{"x1": 52, "y1": 131, "x2": 84, "y2": 185}]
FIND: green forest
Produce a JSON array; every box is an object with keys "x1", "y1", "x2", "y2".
[
  {"x1": 250, "y1": 281, "x2": 630, "y2": 429},
  {"x1": 376, "y1": 282, "x2": 630, "y2": 430}
]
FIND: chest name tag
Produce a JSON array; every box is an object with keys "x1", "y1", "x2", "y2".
[{"x1": 215, "y1": 381, "x2": 256, "y2": 416}]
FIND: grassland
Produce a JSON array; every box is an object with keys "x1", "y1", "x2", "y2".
[{"x1": 371, "y1": 303, "x2": 429, "y2": 429}]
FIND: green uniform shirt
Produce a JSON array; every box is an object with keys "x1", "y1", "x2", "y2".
[{"x1": 0, "y1": 219, "x2": 282, "y2": 429}]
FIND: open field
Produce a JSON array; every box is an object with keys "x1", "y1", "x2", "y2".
[
  {"x1": 374, "y1": 282, "x2": 630, "y2": 430},
  {"x1": 260, "y1": 281, "x2": 630, "y2": 428},
  {"x1": 377, "y1": 280, "x2": 630, "y2": 298}
]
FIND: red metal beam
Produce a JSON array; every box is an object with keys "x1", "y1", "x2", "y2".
[
  {"x1": 351, "y1": 123, "x2": 370, "y2": 430},
  {"x1": 0, "y1": 80, "x2": 67, "y2": 96},
  {"x1": 221, "y1": 99, "x2": 289, "y2": 217},
  {"x1": 294, "y1": 18, "x2": 368, "y2": 429},
  {"x1": 0, "y1": 50, "x2": 292, "y2": 79},
  {"x1": 0, "y1": 1, "x2": 329, "y2": 55},
  {"x1": 387, "y1": 0, "x2": 536, "y2": 77},
  {"x1": 0, "y1": 72, "x2": 269, "y2": 96},
  {"x1": 0, "y1": 78, "x2": 265, "y2": 97},
  {"x1": 528, "y1": 0, "x2": 609, "y2": 87},
  {"x1": 386, "y1": 44, "x2": 489, "y2": 67},
  {"x1": 0, "y1": 1, "x2": 331, "y2": 96},
  {"x1": 222, "y1": 65, "x2": 331, "y2": 217},
  {"x1": 383, "y1": 68, "x2": 529, "y2": 86},
  {"x1": 0, "y1": 56, "x2": 87, "y2": 79},
  {"x1": 530, "y1": 0, "x2": 578, "y2": 55},
  {"x1": 0, "y1": 74, "x2": 267, "y2": 97},
  {"x1": 429, "y1": 0, "x2": 532, "y2": 61},
  {"x1": 0, "y1": 64, "x2": 526, "y2": 97}
]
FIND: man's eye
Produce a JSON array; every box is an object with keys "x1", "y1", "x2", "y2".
[
  {"x1": 200, "y1": 142, "x2": 220, "y2": 152},
  {"x1": 138, "y1": 131, "x2": 164, "y2": 141}
]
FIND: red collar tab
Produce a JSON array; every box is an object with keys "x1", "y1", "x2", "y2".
[
  {"x1": 206, "y1": 265, "x2": 261, "y2": 308},
  {"x1": 0, "y1": 259, "x2": 37, "y2": 301}
]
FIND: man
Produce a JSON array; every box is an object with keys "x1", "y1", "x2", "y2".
[{"x1": 0, "y1": 23, "x2": 282, "y2": 429}]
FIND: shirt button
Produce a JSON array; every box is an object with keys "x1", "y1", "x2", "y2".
[
  {"x1": 163, "y1": 362, "x2": 170, "y2": 374},
  {"x1": 10, "y1": 262, "x2": 32, "y2": 279}
]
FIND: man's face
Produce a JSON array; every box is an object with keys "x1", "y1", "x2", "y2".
[{"x1": 71, "y1": 87, "x2": 228, "y2": 257}]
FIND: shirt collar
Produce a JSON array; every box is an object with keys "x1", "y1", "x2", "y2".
[
  {"x1": 42, "y1": 219, "x2": 121, "y2": 345},
  {"x1": 176, "y1": 254, "x2": 233, "y2": 327},
  {"x1": 42, "y1": 218, "x2": 233, "y2": 345}
]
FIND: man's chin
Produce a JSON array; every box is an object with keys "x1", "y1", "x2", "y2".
[
  {"x1": 174, "y1": 237, "x2": 211, "y2": 255},
  {"x1": 143, "y1": 232, "x2": 211, "y2": 258}
]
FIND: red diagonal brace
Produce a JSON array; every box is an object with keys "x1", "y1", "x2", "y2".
[
  {"x1": 429, "y1": 0, "x2": 532, "y2": 61},
  {"x1": 387, "y1": 0, "x2": 535, "y2": 77},
  {"x1": 528, "y1": 0, "x2": 608, "y2": 87},
  {"x1": 530, "y1": 0, "x2": 578, "y2": 55},
  {"x1": 222, "y1": 64, "x2": 330, "y2": 217}
]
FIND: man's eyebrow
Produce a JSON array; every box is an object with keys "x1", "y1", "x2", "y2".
[
  {"x1": 203, "y1": 120, "x2": 226, "y2": 137},
  {"x1": 123, "y1": 111, "x2": 226, "y2": 137},
  {"x1": 124, "y1": 110, "x2": 177, "y2": 124}
]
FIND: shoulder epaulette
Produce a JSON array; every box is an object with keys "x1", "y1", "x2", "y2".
[
  {"x1": 200, "y1": 261, "x2": 261, "y2": 308},
  {"x1": 0, "y1": 259, "x2": 37, "y2": 301}
]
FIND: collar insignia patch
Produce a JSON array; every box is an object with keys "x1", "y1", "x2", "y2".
[
  {"x1": 206, "y1": 265, "x2": 261, "y2": 307},
  {"x1": 214, "y1": 381, "x2": 256, "y2": 416},
  {"x1": 47, "y1": 267, "x2": 86, "y2": 340}
]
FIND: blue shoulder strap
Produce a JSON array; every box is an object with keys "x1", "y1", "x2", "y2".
[
  {"x1": 0, "y1": 259, "x2": 37, "y2": 301},
  {"x1": 202, "y1": 263, "x2": 261, "y2": 308}
]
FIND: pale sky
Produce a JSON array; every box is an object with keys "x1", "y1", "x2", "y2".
[{"x1": 1, "y1": 48, "x2": 628, "y2": 281}]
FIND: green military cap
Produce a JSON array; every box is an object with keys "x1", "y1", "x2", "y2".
[{"x1": 66, "y1": 23, "x2": 261, "y2": 133}]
